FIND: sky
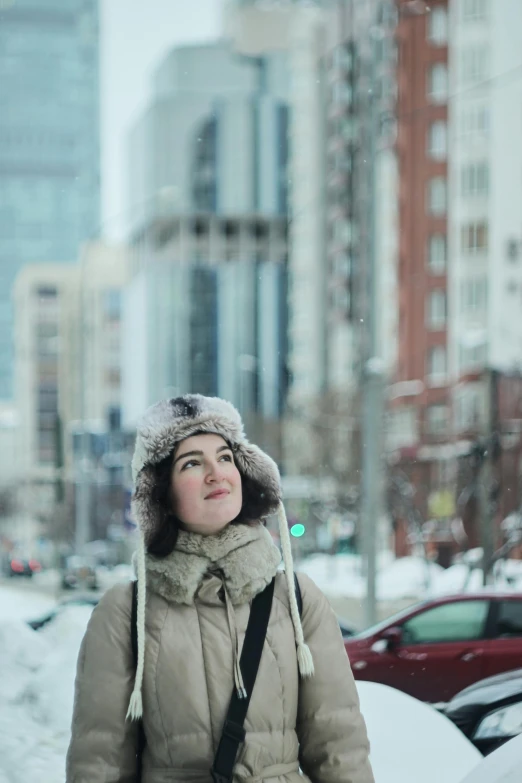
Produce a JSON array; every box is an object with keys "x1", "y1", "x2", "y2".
[{"x1": 100, "y1": 0, "x2": 223, "y2": 240}]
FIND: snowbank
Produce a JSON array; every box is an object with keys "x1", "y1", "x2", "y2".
[
  {"x1": 0, "y1": 584, "x2": 495, "y2": 783},
  {"x1": 96, "y1": 563, "x2": 134, "y2": 590},
  {"x1": 298, "y1": 552, "x2": 522, "y2": 603},
  {"x1": 0, "y1": 585, "x2": 56, "y2": 622},
  {"x1": 357, "y1": 681, "x2": 482, "y2": 783},
  {"x1": 460, "y1": 734, "x2": 522, "y2": 783},
  {"x1": 0, "y1": 589, "x2": 93, "y2": 783},
  {"x1": 298, "y1": 553, "x2": 444, "y2": 600}
]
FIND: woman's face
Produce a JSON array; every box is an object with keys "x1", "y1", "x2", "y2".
[{"x1": 170, "y1": 433, "x2": 243, "y2": 535}]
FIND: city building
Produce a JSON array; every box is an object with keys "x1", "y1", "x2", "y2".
[
  {"x1": 385, "y1": 0, "x2": 451, "y2": 550},
  {"x1": 390, "y1": 0, "x2": 522, "y2": 558},
  {"x1": 0, "y1": 0, "x2": 100, "y2": 400},
  {"x1": 122, "y1": 216, "x2": 288, "y2": 452},
  {"x1": 122, "y1": 40, "x2": 290, "y2": 459},
  {"x1": 448, "y1": 0, "x2": 522, "y2": 550},
  {"x1": 12, "y1": 244, "x2": 127, "y2": 524},
  {"x1": 226, "y1": 0, "x2": 332, "y2": 483},
  {"x1": 228, "y1": 1, "x2": 399, "y2": 498}
]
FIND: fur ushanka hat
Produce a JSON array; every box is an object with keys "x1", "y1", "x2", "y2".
[{"x1": 127, "y1": 394, "x2": 314, "y2": 721}]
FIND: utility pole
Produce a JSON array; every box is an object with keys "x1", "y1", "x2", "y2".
[
  {"x1": 75, "y1": 255, "x2": 90, "y2": 554},
  {"x1": 360, "y1": 13, "x2": 387, "y2": 629},
  {"x1": 478, "y1": 368, "x2": 500, "y2": 585}
]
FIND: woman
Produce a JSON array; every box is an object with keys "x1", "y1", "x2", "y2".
[{"x1": 66, "y1": 394, "x2": 374, "y2": 783}]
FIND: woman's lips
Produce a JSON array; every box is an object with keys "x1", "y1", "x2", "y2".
[{"x1": 205, "y1": 489, "x2": 230, "y2": 500}]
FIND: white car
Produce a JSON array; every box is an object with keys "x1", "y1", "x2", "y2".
[
  {"x1": 356, "y1": 681, "x2": 481, "y2": 783},
  {"x1": 459, "y1": 733, "x2": 522, "y2": 783}
]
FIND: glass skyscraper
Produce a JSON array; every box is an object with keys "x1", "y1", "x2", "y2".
[{"x1": 0, "y1": 0, "x2": 100, "y2": 399}]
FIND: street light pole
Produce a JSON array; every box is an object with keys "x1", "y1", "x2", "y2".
[
  {"x1": 478, "y1": 367, "x2": 500, "y2": 585},
  {"x1": 75, "y1": 252, "x2": 90, "y2": 554},
  {"x1": 360, "y1": 17, "x2": 386, "y2": 628}
]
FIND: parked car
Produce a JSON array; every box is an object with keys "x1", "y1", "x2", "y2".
[
  {"x1": 61, "y1": 555, "x2": 98, "y2": 591},
  {"x1": 7, "y1": 556, "x2": 41, "y2": 577},
  {"x1": 459, "y1": 733, "x2": 522, "y2": 783},
  {"x1": 445, "y1": 668, "x2": 522, "y2": 755},
  {"x1": 338, "y1": 617, "x2": 357, "y2": 639},
  {"x1": 27, "y1": 595, "x2": 99, "y2": 630},
  {"x1": 344, "y1": 592, "x2": 522, "y2": 704},
  {"x1": 356, "y1": 680, "x2": 481, "y2": 783}
]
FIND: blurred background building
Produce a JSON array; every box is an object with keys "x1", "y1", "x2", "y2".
[
  {"x1": 122, "y1": 40, "x2": 289, "y2": 459},
  {"x1": 0, "y1": 0, "x2": 101, "y2": 401},
  {"x1": 12, "y1": 243, "x2": 127, "y2": 546},
  {"x1": 2, "y1": 0, "x2": 522, "y2": 577}
]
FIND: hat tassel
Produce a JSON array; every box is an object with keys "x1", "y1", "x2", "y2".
[{"x1": 277, "y1": 502, "x2": 314, "y2": 678}]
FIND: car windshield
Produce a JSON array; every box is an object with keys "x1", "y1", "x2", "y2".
[{"x1": 354, "y1": 600, "x2": 430, "y2": 638}]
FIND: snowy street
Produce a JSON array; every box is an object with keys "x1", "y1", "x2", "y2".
[
  {"x1": 0, "y1": 587, "x2": 92, "y2": 783},
  {"x1": 0, "y1": 573, "x2": 491, "y2": 783}
]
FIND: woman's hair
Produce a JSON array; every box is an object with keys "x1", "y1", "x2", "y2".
[{"x1": 146, "y1": 445, "x2": 273, "y2": 557}]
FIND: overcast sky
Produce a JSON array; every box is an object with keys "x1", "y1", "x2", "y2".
[{"x1": 100, "y1": 0, "x2": 222, "y2": 240}]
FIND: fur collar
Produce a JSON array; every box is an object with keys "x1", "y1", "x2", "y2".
[{"x1": 145, "y1": 523, "x2": 281, "y2": 606}]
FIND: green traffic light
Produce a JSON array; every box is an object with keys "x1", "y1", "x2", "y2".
[{"x1": 290, "y1": 523, "x2": 306, "y2": 538}]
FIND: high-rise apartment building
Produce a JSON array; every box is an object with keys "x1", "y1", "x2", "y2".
[
  {"x1": 390, "y1": 0, "x2": 522, "y2": 554},
  {"x1": 388, "y1": 0, "x2": 450, "y2": 461},
  {"x1": 13, "y1": 244, "x2": 127, "y2": 506},
  {"x1": 123, "y1": 41, "x2": 290, "y2": 458},
  {"x1": 0, "y1": 0, "x2": 100, "y2": 399}
]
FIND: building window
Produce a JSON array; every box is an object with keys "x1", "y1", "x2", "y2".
[
  {"x1": 427, "y1": 404, "x2": 448, "y2": 435},
  {"x1": 507, "y1": 239, "x2": 520, "y2": 262},
  {"x1": 428, "y1": 63, "x2": 448, "y2": 103},
  {"x1": 461, "y1": 222, "x2": 488, "y2": 253},
  {"x1": 455, "y1": 385, "x2": 482, "y2": 429},
  {"x1": 428, "y1": 346, "x2": 447, "y2": 384},
  {"x1": 460, "y1": 277, "x2": 488, "y2": 312},
  {"x1": 333, "y1": 286, "x2": 350, "y2": 312},
  {"x1": 428, "y1": 6, "x2": 448, "y2": 45},
  {"x1": 332, "y1": 81, "x2": 353, "y2": 105},
  {"x1": 333, "y1": 252, "x2": 351, "y2": 277},
  {"x1": 103, "y1": 289, "x2": 121, "y2": 322},
  {"x1": 332, "y1": 44, "x2": 353, "y2": 71},
  {"x1": 461, "y1": 162, "x2": 489, "y2": 198},
  {"x1": 428, "y1": 177, "x2": 447, "y2": 215},
  {"x1": 462, "y1": 47, "x2": 488, "y2": 84},
  {"x1": 459, "y1": 343, "x2": 486, "y2": 373},
  {"x1": 334, "y1": 219, "x2": 353, "y2": 244},
  {"x1": 463, "y1": 0, "x2": 488, "y2": 21},
  {"x1": 428, "y1": 235, "x2": 447, "y2": 273},
  {"x1": 460, "y1": 103, "x2": 489, "y2": 138},
  {"x1": 427, "y1": 290, "x2": 447, "y2": 330},
  {"x1": 428, "y1": 121, "x2": 447, "y2": 160}
]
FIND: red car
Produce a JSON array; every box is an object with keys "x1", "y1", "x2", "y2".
[{"x1": 344, "y1": 592, "x2": 522, "y2": 704}]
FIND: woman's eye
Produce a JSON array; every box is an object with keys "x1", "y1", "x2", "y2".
[
  {"x1": 181, "y1": 460, "x2": 198, "y2": 470},
  {"x1": 220, "y1": 454, "x2": 233, "y2": 462}
]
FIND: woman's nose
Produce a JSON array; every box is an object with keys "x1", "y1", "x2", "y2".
[{"x1": 206, "y1": 461, "x2": 225, "y2": 481}]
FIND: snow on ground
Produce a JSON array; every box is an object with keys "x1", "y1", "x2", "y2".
[
  {"x1": 96, "y1": 563, "x2": 134, "y2": 590},
  {"x1": 1, "y1": 588, "x2": 483, "y2": 783},
  {"x1": 1, "y1": 568, "x2": 518, "y2": 783},
  {"x1": 459, "y1": 734, "x2": 522, "y2": 783},
  {"x1": 298, "y1": 552, "x2": 522, "y2": 603},
  {"x1": 358, "y1": 681, "x2": 482, "y2": 783},
  {"x1": 0, "y1": 586, "x2": 93, "y2": 783},
  {"x1": 298, "y1": 552, "x2": 444, "y2": 600},
  {"x1": 0, "y1": 585, "x2": 56, "y2": 622}
]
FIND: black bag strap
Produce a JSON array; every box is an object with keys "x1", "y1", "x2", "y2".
[
  {"x1": 131, "y1": 580, "x2": 146, "y2": 780},
  {"x1": 130, "y1": 573, "x2": 302, "y2": 783},
  {"x1": 210, "y1": 577, "x2": 275, "y2": 783},
  {"x1": 293, "y1": 572, "x2": 302, "y2": 617}
]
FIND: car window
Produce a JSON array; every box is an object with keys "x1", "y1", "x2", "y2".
[
  {"x1": 401, "y1": 600, "x2": 489, "y2": 645},
  {"x1": 495, "y1": 601, "x2": 522, "y2": 638}
]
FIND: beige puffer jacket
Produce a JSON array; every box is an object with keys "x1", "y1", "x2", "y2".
[{"x1": 66, "y1": 524, "x2": 374, "y2": 783}]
